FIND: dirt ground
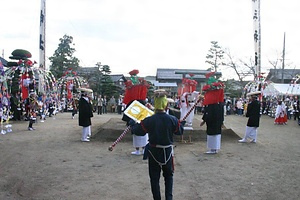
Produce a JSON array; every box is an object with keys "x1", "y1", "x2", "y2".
[{"x1": 0, "y1": 111, "x2": 299, "y2": 200}]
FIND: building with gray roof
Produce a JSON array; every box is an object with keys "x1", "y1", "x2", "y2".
[{"x1": 266, "y1": 69, "x2": 300, "y2": 83}]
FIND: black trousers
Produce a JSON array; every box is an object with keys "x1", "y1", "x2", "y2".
[
  {"x1": 97, "y1": 106, "x2": 102, "y2": 115},
  {"x1": 294, "y1": 112, "x2": 299, "y2": 120},
  {"x1": 28, "y1": 119, "x2": 34, "y2": 128},
  {"x1": 148, "y1": 153, "x2": 174, "y2": 200},
  {"x1": 13, "y1": 108, "x2": 21, "y2": 120},
  {"x1": 117, "y1": 105, "x2": 122, "y2": 114}
]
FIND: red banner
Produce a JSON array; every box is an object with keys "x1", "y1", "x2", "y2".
[
  {"x1": 21, "y1": 73, "x2": 29, "y2": 99},
  {"x1": 177, "y1": 78, "x2": 198, "y2": 96},
  {"x1": 67, "y1": 80, "x2": 73, "y2": 100}
]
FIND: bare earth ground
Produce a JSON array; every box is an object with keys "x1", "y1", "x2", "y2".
[{"x1": 0, "y1": 112, "x2": 299, "y2": 200}]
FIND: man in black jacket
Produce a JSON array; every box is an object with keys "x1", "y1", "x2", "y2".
[
  {"x1": 239, "y1": 91, "x2": 261, "y2": 143},
  {"x1": 78, "y1": 90, "x2": 93, "y2": 142},
  {"x1": 130, "y1": 92, "x2": 185, "y2": 200},
  {"x1": 200, "y1": 103, "x2": 224, "y2": 154}
]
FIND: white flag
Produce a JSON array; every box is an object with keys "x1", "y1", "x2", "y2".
[
  {"x1": 39, "y1": 0, "x2": 46, "y2": 70},
  {"x1": 252, "y1": 0, "x2": 261, "y2": 77}
]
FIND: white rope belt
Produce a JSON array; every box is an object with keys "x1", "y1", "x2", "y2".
[{"x1": 148, "y1": 145, "x2": 174, "y2": 166}]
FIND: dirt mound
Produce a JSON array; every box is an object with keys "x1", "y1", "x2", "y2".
[{"x1": 92, "y1": 118, "x2": 241, "y2": 143}]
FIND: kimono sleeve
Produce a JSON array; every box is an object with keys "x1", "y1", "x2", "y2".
[
  {"x1": 173, "y1": 117, "x2": 185, "y2": 136},
  {"x1": 130, "y1": 121, "x2": 147, "y2": 136}
]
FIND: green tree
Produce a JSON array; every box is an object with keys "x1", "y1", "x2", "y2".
[
  {"x1": 223, "y1": 79, "x2": 246, "y2": 98},
  {"x1": 101, "y1": 65, "x2": 111, "y2": 75},
  {"x1": 93, "y1": 62, "x2": 104, "y2": 95},
  {"x1": 205, "y1": 41, "x2": 226, "y2": 72},
  {"x1": 99, "y1": 65, "x2": 120, "y2": 97},
  {"x1": 49, "y1": 34, "x2": 80, "y2": 78},
  {"x1": 147, "y1": 81, "x2": 155, "y2": 98}
]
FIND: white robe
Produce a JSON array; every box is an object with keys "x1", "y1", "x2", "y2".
[
  {"x1": 132, "y1": 133, "x2": 148, "y2": 148},
  {"x1": 275, "y1": 104, "x2": 285, "y2": 119},
  {"x1": 207, "y1": 134, "x2": 221, "y2": 150},
  {"x1": 82, "y1": 125, "x2": 91, "y2": 140},
  {"x1": 244, "y1": 126, "x2": 257, "y2": 141}
]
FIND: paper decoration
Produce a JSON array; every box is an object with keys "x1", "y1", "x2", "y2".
[{"x1": 124, "y1": 100, "x2": 154, "y2": 123}]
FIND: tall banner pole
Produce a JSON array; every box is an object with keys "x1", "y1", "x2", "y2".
[
  {"x1": 39, "y1": 0, "x2": 46, "y2": 70},
  {"x1": 252, "y1": 0, "x2": 261, "y2": 80},
  {"x1": 39, "y1": 0, "x2": 46, "y2": 93}
]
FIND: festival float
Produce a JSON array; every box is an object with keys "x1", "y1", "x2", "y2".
[
  {"x1": 1, "y1": 49, "x2": 56, "y2": 133},
  {"x1": 5, "y1": 49, "x2": 56, "y2": 97},
  {"x1": 56, "y1": 68, "x2": 88, "y2": 111},
  {"x1": 1, "y1": 49, "x2": 37, "y2": 134}
]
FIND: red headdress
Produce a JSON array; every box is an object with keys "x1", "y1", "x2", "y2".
[
  {"x1": 177, "y1": 75, "x2": 198, "y2": 96},
  {"x1": 202, "y1": 72, "x2": 224, "y2": 105},
  {"x1": 123, "y1": 69, "x2": 149, "y2": 105}
]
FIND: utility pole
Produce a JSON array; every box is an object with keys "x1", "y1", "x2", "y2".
[{"x1": 281, "y1": 32, "x2": 286, "y2": 83}]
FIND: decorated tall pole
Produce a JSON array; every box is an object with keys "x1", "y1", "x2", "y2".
[
  {"x1": 39, "y1": 0, "x2": 46, "y2": 70},
  {"x1": 252, "y1": 0, "x2": 261, "y2": 79},
  {"x1": 38, "y1": 0, "x2": 46, "y2": 94}
]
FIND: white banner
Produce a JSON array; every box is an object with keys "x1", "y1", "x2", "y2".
[
  {"x1": 39, "y1": 0, "x2": 46, "y2": 70},
  {"x1": 252, "y1": 0, "x2": 261, "y2": 78}
]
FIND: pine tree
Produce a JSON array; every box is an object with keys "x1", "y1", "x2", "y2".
[
  {"x1": 99, "y1": 65, "x2": 120, "y2": 97},
  {"x1": 205, "y1": 41, "x2": 226, "y2": 72},
  {"x1": 49, "y1": 35, "x2": 80, "y2": 78}
]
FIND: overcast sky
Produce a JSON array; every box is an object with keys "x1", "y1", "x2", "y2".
[{"x1": 1, "y1": 0, "x2": 299, "y2": 78}]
